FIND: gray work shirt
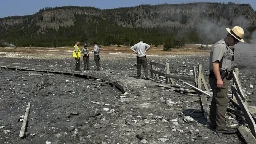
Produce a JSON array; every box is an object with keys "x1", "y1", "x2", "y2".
[
  {"x1": 131, "y1": 41, "x2": 150, "y2": 57},
  {"x1": 209, "y1": 39, "x2": 234, "y2": 71},
  {"x1": 93, "y1": 45, "x2": 100, "y2": 55},
  {"x1": 82, "y1": 47, "x2": 89, "y2": 55}
]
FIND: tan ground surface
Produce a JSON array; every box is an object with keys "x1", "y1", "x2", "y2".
[{"x1": 0, "y1": 45, "x2": 210, "y2": 59}]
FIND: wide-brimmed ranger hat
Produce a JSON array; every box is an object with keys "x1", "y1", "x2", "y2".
[{"x1": 226, "y1": 26, "x2": 244, "y2": 42}]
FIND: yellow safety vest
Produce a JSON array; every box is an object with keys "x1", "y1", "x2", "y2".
[{"x1": 73, "y1": 45, "x2": 81, "y2": 58}]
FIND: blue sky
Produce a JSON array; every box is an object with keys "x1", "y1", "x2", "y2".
[{"x1": 0, "y1": 0, "x2": 255, "y2": 18}]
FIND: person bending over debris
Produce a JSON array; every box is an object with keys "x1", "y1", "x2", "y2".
[
  {"x1": 92, "y1": 42, "x2": 100, "y2": 71},
  {"x1": 73, "y1": 41, "x2": 81, "y2": 71},
  {"x1": 82, "y1": 43, "x2": 90, "y2": 71},
  {"x1": 208, "y1": 26, "x2": 244, "y2": 134},
  {"x1": 131, "y1": 38, "x2": 151, "y2": 80}
]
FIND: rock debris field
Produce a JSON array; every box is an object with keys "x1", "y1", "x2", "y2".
[{"x1": 0, "y1": 46, "x2": 256, "y2": 144}]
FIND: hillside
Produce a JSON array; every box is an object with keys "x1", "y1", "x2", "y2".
[{"x1": 0, "y1": 2, "x2": 256, "y2": 47}]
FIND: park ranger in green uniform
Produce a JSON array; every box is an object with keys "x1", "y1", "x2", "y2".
[{"x1": 208, "y1": 26, "x2": 244, "y2": 134}]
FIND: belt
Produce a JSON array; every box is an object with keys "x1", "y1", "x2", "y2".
[
  {"x1": 209, "y1": 70, "x2": 228, "y2": 79},
  {"x1": 137, "y1": 55, "x2": 146, "y2": 58}
]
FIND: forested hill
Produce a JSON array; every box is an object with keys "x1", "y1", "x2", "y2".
[{"x1": 0, "y1": 2, "x2": 256, "y2": 47}]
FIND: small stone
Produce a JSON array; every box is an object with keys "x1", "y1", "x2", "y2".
[
  {"x1": 173, "y1": 122, "x2": 179, "y2": 125},
  {"x1": 103, "y1": 108, "x2": 109, "y2": 111},
  {"x1": 166, "y1": 99, "x2": 176, "y2": 106},
  {"x1": 141, "y1": 139, "x2": 148, "y2": 143},
  {"x1": 3, "y1": 130, "x2": 10, "y2": 134},
  {"x1": 183, "y1": 116, "x2": 195, "y2": 123},
  {"x1": 158, "y1": 138, "x2": 168, "y2": 142},
  {"x1": 123, "y1": 92, "x2": 129, "y2": 95},
  {"x1": 162, "y1": 119, "x2": 168, "y2": 122},
  {"x1": 171, "y1": 118, "x2": 178, "y2": 122}
]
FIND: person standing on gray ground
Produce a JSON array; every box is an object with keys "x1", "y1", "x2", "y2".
[
  {"x1": 92, "y1": 42, "x2": 100, "y2": 71},
  {"x1": 82, "y1": 43, "x2": 90, "y2": 71},
  {"x1": 208, "y1": 26, "x2": 244, "y2": 134},
  {"x1": 131, "y1": 38, "x2": 151, "y2": 80},
  {"x1": 73, "y1": 41, "x2": 81, "y2": 71}
]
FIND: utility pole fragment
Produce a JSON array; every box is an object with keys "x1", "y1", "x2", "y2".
[{"x1": 19, "y1": 102, "x2": 31, "y2": 138}]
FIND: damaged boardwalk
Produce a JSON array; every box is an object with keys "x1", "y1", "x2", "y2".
[{"x1": 0, "y1": 59, "x2": 245, "y2": 144}]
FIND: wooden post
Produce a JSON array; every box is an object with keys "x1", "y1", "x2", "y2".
[
  {"x1": 150, "y1": 61, "x2": 153, "y2": 78},
  {"x1": 156, "y1": 73, "x2": 159, "y2": 81},
  {"x1": 151, "y1": 61, "x2": 156, "y2": 80},
  {"x1": 165, "y1": 62, "x2": 170, "y2": 84},
  {"x1": 201, "y1": 71, "x2": 209, "y2": 92},
  {"x1": 197, "y1": 64, "x2": 202, "y2": 89},
  {"x1": 197, "y1": 64, "x2": 208, "y2": 119},
  {"x1": 19, "y1": 102, "x2": 31, "y2": 138},
  {"x1": 193, "y1": 66, "x2": 197, "y2": 87}
]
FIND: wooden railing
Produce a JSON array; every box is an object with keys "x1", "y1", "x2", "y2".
[
  {"x1": 149, "y1": 60, "x2": 256, "y2": 142},
  {"x1": 150, "y1": 60, "x2": 174, "y2": 84}
]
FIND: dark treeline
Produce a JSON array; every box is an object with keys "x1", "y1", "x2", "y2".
[{"x1": 0, "y1": 3, "x2": 256, "y2": 49}]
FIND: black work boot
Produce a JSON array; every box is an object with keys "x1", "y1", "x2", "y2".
[
  {"x1": 144, "y1": 77, "x2": 150, "y2": 80},
  {"x1": 208, "y1": 122, "x2": 216, "y2": 130}
]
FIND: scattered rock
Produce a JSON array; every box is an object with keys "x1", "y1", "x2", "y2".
[{"x1": 183, "y1": 116, "x2": 195, "y2": 123}]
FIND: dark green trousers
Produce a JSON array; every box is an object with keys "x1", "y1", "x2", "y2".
[
  {"x1": 94, "y1": 55, "x2": 100, "y2": 70},
  {"x1": 137, "y1": 56, "x2": 148, "y2": 78},
  {"x1": 209, "y1": 76, "x2": 229, "y2": 130},
  {"x1": 83, "y1": 55, "x2": 89, "y2": 70}
]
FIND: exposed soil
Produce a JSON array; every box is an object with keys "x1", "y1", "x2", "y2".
[{"x1": 0, "y1": 47, "x2": 255, "y2": 144}]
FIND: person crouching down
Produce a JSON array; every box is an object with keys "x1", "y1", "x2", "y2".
[
  {"x1": 131, "y1": 38, "x2": 151, "y2": 80},
  {"x1": 73, "y1": 41, "x2": 81, "y2": 71},
  {"x1": 82, "y1": 43, "x2": 90, "y2": 70}
]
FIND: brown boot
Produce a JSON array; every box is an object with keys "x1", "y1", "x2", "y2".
[{"x1": 215, "y1": 127, "x2": 237, "y2": 134}]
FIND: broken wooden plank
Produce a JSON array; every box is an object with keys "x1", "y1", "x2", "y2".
[
  {"x1": 201, "y1": 72, "x2": 209, "y2": 92},
  {"x1": 150, "y1": 69, "x2": 165, "y2": 77},
  {"x1": 232, "y1": 68, "x2": 239, "y2": 100},
  {"x1": 149, "y1": 61, "x2": 165, "y2": 68},
  {"x1": 19, "y1": 102, "x2": 31, "y2": 138},
  {"x1": 182, "y1": 81, "x2": 212, "y2": 97},
  {"x1": 233, "y1": 71, "x2": 246, "y2": 101},
  {"x1": 238, "y1": 126, "x2": 256, "y2": 144},
  {"x1": 232, "y1": 86, "x2": 256, "y2": 138}
]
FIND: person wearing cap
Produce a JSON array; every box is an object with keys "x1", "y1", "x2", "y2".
[
  {"x1": 92, "y1": 42, "x2": 100, "y2": 71},
  {"x1": 82, "y1": 43, "x2": 90, "y2": 71},
  {"x1": 208, "y1": 26, "x2": 244, "y2": 134},
  {"x1": 73, "y1": 41, "x2": 81, "y2": 71},
  {"x1": 131, "y1": 38, "x2": 151, "y2": 80}
]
